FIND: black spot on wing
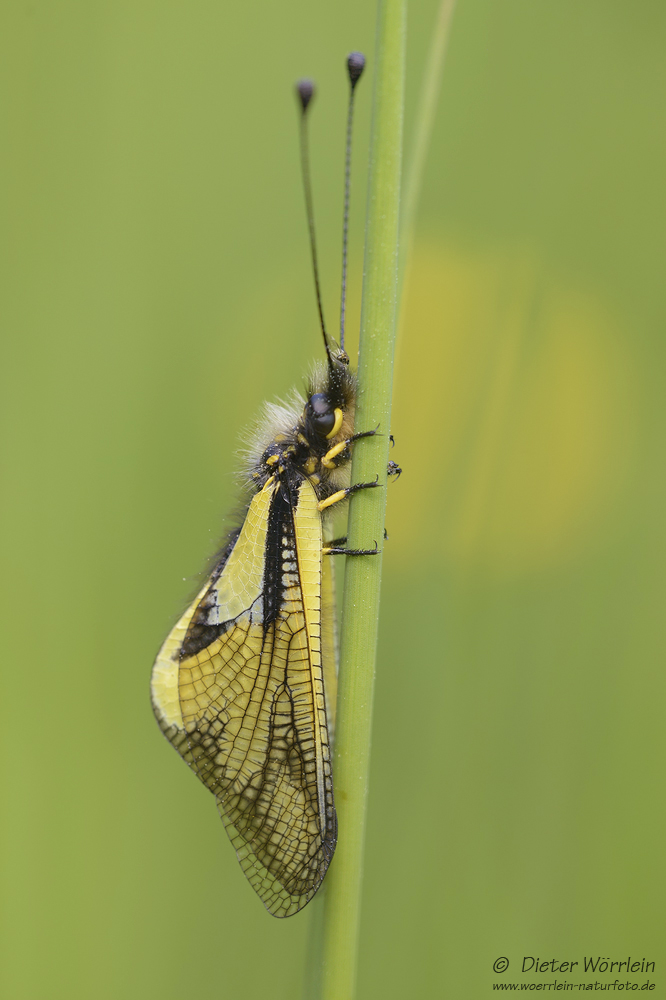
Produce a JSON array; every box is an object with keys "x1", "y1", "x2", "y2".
[
  {"x1": 179, "y1": 618, "x2": 232, "y2": 660},
  {"x1": 179, "y1": 528, "x2": 241, "y2": 660}
]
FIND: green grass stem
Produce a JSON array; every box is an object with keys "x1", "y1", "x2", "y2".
[
  {"x1": 400, "y1": 0, "x2": 457, "y2": 276},
  {"x1": 305, "y1": 2, "x2": 457, "y2": 996},
  {"x1": 318, "y1": 2, "x2": 406, "y2": 999}
]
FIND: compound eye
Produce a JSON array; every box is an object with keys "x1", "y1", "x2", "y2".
[{"x1": 306, "y1": 393, "x2": 336, "y2": 437}]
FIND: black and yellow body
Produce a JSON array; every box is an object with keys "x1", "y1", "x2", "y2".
[{"x1": 151, "y1": 348, "x2": 378, "y2": 917}]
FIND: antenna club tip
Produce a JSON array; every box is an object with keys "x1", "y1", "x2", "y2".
[
  {"x1": 296, "y1": 78, "x2": 315, "y2": 111},
  {"x1": 347, "y1": 51, "x2": 365, "y2": 86}
]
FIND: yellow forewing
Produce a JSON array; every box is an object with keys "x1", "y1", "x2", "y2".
[
  {"x1": 320, "y1": 546, "x2": 338, "y2": 739},
  {"x1": 151, "y1": 578, "x2": 209, "y2": 731},
  {"x1": 151, "y1": 477, "x2": 336, "y2": 917}
]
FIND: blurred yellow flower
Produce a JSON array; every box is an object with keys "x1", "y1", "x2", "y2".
[{"x1": 390, "y1": 242, "x2": 637, "y2": 578}]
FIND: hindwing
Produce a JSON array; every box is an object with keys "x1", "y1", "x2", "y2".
[{"x1": 151, "y1": 476, "x2": 336, "y2": 917}]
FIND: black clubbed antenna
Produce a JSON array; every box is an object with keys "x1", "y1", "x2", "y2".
[
  {"x1": 339, "y1": 51, "x2": 365, "y2": 351},
  {"x1": 296, "y1": 78, "x2": 332, "y2": 364}
]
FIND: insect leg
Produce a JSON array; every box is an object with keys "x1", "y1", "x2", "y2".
[
  {"x1": 321, "y1": 427, "x2": 378, "y2": 469},
  {"x1": 348, "y1": 428, "x2": 378, "y2": 444},
  {"x1": 326, "y1": 535, "x2": 348, "y2": 547},
  {"x1": 317, "y1": 477, "x2": 380, "y2": 512},
  {"x1": 322, "y1": 533, "x2": 380, "y2": 555},
  {"x1": 323, "y1": 541, "x2": 379, "y2": 556}
]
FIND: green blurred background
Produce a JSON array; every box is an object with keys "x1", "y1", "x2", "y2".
[{"x1": 2, "y1": 1, "x2": 665, "y2": 997}]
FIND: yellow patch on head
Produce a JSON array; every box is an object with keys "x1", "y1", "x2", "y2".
[{"x1": 325, "y1": 408, "x2": 344, "y2": 439}]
